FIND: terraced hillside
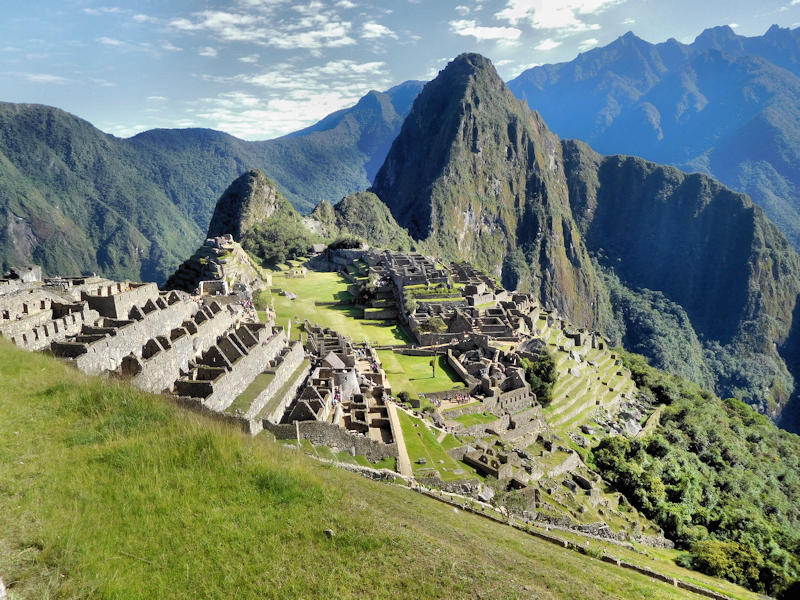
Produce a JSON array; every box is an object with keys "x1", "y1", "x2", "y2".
[{"x1": 531, "y1": 314, "x2": 637, "y2": 437}]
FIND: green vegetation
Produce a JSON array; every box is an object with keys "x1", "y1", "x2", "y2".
[
  {"x1": 308, "y1": 192, "x2": 415, "y2": 251},
  {"x1": 395, "y1": 410, "x2": 477, "y2": 481},
  {"x1": 591, "y1": 351, "x2": 800, "y2": 596},
  {"x1": 0, "y1": 338, "x2": 723, "y2": 599},
  {"x1": 243, "y1": 209, "x2": 315, "y2": 267},
  {"x1": 228, "y1": 372, "x2": 276, "y2": 414},
  {"x1": 377, "y1": 352, "x2": 465, "y2": 397},
  {"x1": 265, "y1": 270, "x2": 409, "y2": 346},
  {"x1": 452, "y1": 412, "x2": 498, "y2": 427},
  {"x1": 521, "y1": 351, "x2": 558, "y2": 407}
]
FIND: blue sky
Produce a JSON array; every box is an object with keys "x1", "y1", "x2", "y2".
[{"x1": 2, "y1": 0, "x2": 799, "y2": 140}]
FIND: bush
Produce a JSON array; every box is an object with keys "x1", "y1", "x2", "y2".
[
  {"x1": 242, "y1": 214, "x2": 312, "y2": 266},
  {"x1": 328, "y1": 236, "x2": 364, "y2": 250},
  {"x1": 252, "y1": 289, "x2": 270, "y2": 311},
  {"x1": 521, "y1": 352, "x2": 558, "y2": 407},
  {"x1": 419, "y1": 317, "x2": 447, "y2": 334}
]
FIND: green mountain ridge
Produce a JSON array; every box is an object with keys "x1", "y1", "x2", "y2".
[
  {"x1": 0, "y1": 82, "x2": 423, "y2": 283},
  {"x1": 371, "y1": 53, "x2": 800, "y2": 431}
]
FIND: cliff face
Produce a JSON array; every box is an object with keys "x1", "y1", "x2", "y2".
[
  {"x1": 206, "y1": 170, "x2": 294, "y2": 241},
  {"x1": 372, "y1": 53, "x2": 602, "y2": 327},
  {"x1": 371, "y1": 53, "x2": 800, "y2": 428}
]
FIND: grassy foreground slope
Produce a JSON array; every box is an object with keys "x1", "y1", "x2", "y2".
[{"x1": 0, "y1": 340, "x2": 709, "y2": 600}]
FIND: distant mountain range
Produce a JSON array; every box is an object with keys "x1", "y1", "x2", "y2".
[
  {"x1": 509, "y1": 24, "x2": 800, "y2": 249},
  {"x1": 0, "y1": 80, "x2": 423, "y2": 282}
]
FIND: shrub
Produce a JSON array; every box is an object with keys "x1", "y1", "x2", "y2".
[{"x1": 521, "y1": 352, "x2": 558, "y2": 407}]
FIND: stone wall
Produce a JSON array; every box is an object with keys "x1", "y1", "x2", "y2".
[
  {"x1": 446, "y1": 349, "x2": 480, "y2": 386},
  {"x1": 4, "y1": 305, "x2": 99, "y2": 351},
  {"x1": 441, "y1": 401, "x2": 485, "y2": 419},
  {"x1": 246, "y1": 340, "x2": 306, "y2": 421},
  {"x1": 54, "y1": 299, "x2": 196, "y2": 375},
  {"x1": 263, "y1": 422, "x2": 298, "y2": 440},
  {"x1": 295, "y1": 421, "x2": 398, "y2": 462},
  {"x1": 121, "y1": 303, "x2": 234, "y2": 393},
  {"x1": 82, "y1": 282, "x2": 160, "y2": 319}
]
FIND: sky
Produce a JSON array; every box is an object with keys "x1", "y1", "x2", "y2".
[{"x1": 2, "y1": 0, "x2": 799, "y2": 140}]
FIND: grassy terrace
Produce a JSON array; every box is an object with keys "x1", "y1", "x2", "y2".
[
  {"x1": 0, "y1": 339, "x2": 730, "y2": 599},
  {"x1": 264, "y1": 269, "x2": 410, "y2": 346},
  {"x1": 256, "y1": 359, "x2": 312, "y2": 420},
  {"x1": 452, "y1": 412, "x2": 498, "y2": 427},
  {"x1": 377, "y1": 352, "x2": 465, "y2": 397},
  {"x1": 396, "y1": 409, "x2": 479, "y2": 481},
  {"x1": 227, "y1": 371, "x2": 276, "y2": 414}
]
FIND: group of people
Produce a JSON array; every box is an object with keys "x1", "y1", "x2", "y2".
[{"x1": 452, "y1": 392, "x2": 471, "y2": 405}]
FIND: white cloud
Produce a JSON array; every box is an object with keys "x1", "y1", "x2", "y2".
[
  {"x1": 729, "y1": 23, "x2": 740, "y2": 28},
  {"x1": 97, "y1": 37, "x2": 125, "y2": 47},
  {"x1": 449, "y1": 19, "x2": 522, "y2": 42},
  {"x1": 455, "y1": 5, "x2": 471, "y2": 15},
  {"x1": 132, "y1": 13, "x2": 158, "y2": 23},
  {"x1": 146, "y1": 95, "x2": 168, "y2": 102},
  {"x1": 496, "y1": 0, "x2": 624, "y2": 33},
  {"x1": 336, "y1": 0, "x2": 357, "y2": 7},
  {"x1": 188, "y1": 58, "x2": 390, "y2": 139},
  {"x1": 83, "y1": 7, "x2": 129, "y2": 16},
  {"x1": 198, "y1": 46, "x2": 218, "y2": 57},
  {"x1": 22, "y1": 72, "x2": 71, "y2": 84},
  {"x1": 535, "y1": 38, "x2": 561, "y2": 50},
  {"x1": 171, "y1": 7, "x2": 356, "y2": 49},
  {"x1": 362, "y1": 21, "x2": 398, "y2": 39},
  {"x1": 162, "y1": 42, "x2": 183, "y2": 52},
  {"x1": 577, "y1": 37, "x2": 598, "y2": 50},
  {"x1": 238, "y1": 54, "x2": 260, "y2": 63},
  {"x1": 622, "y1": 17, "x2": 635, "y2": 24}
]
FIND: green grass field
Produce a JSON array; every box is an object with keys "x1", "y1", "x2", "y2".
[
  {"x1": 452, "y1": 412, "x2": 499, "y2": 427},
  {"x1": 395, "y1": 410, "x2": 479, "y2": 481},
  {"x1": 377, "y1": 352, "x2": 465, "y2": 397},
  {"x1": 0, "y1": 339, "x2": 736, "y2": 599},
  {"x1": 266, "y1": 271, "x2": 410, "y2": 346}
]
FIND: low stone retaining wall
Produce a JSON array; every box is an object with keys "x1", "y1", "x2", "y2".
[
  {"x1": 247, "y1": 343, "x2": 308, "y2": 421},
  {"x1": 297, "y1": 421, "x2": 398, "y2": 463},
  {"x1": 264, "y1": 421, "x2": 398, "y2": 462}
]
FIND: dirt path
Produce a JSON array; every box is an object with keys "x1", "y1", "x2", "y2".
[{"x1": 387, "y1": 403, "x2": 413, "y2": 477}]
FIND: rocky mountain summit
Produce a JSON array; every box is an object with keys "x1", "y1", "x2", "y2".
[{"x1": 206, "y1": 170, "x2": 292, "y2": 242}]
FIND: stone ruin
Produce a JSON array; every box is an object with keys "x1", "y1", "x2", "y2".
[
  {"x1": 263, "y1": 323, "x2": 399, "y2": 461},
  {"x1": 441, "y1": 342, "x2": 548, "y2": 449}
]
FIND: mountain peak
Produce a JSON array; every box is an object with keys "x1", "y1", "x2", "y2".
[
  {"x1": 206, "y1": 169, "x2": 291, "y2": 241},
  {"x1": 372, "y1": 52, "x2": 600, "y2": 325},
  {"x1": 692, "y1": 24, "x2": 740, "y2": 50}
]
